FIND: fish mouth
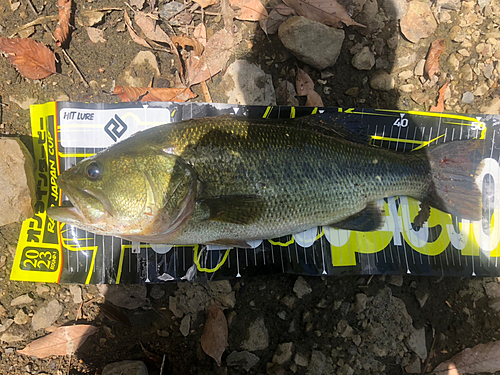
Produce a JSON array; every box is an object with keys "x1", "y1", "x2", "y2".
[{"x1": 47, "y1": 178, "x2": 115, "y2": 225}]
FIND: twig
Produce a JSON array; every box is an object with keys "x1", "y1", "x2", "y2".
[
  {"x1": 200, "y1": 81, "x2": 212, "y2": 103},
  {"x1": 25, "y1": 0, "x2": 89, "y2": 88},
  {"x1": 10, "y1": 15, "x2": 59, "y2": 37},
  {"x1": 193, "y1": 10, "x2": 222, "y2": 16},
  {"x1": 159, "y1": 354, "x2": 166, "y2": 375}
]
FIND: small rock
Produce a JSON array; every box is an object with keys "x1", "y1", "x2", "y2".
[
  {"x1": 294, "y1": 352, "x2": 309, "y2": 367},
  {"x1": 394, "y1": 50, "x2": 418, "y2": 69},
  {"x1": 414, "y1": 59, "x2": 426, "y2": 76},
  {"x1": 102, "y1": 360, "x2": 148, "y2": 375},
  {"x1": 448, "y1": 54, "x2": 460, "y2": 71},
  {"x1": 352, "y1": 334, "x2": 362, "y2": 346},
  {"x1": 345, "y1": 87, "x2": 359, "y2": 97},
  {"x1": 458, "y1": 49, "x2": 471, "y2": 57},
  {"x1": 484, "y1": 64, "x2": 494, "y2": 80},
  {"x1": 0, "y1": 305, "x2": 6, "y2": 319},
  {"x1": 159, "y1": 1, "x2": 184, "y2": 21},
  {"x1": 439, "y1": 9, "x2": 451, "y2": 23},
  {"x1": 14, "y1": 309, "x2": 28, "y2": 325},
  {"x1": 32, "y1": 300, "x2": 62, "y2": 331},
  {"x1": 150, "y1": 285, "x2": 165, "y2": 300},
  {"x1": 0, "y1": 319, "x2": 14, "y2": 333},
  {"x1": 462, "y1": 91, "x2": 474, "y2": 104},
  {"x1": 293, "y1": 277, "x2": 312, "y2": 299},
  {"x1": 306, "y1": 350, "x2": 326, "y2": 375},
  {"x1": 69, "y1": 285, "x2": 83, "y2": 304},
  {"x1": 406, "y1": 327, "x2": 427, "y2": 360},
  {"x1": 352, "y1": 47, "x2": 375, "y2": 71},
  {"x1": 226, "y1": 350, "x2": 260, "y2": 372},
  {"x1": 36, "y1": 285, "x2": 50, "y2": 295},
  {"x1": 0, "y1": 139, "x2": 36, "y2": 227},
  {"x1": 354, "y1": 293, "x2": 368, "y2": 313},
  {"x1": 354, "y1": 0, "x2": 384, "y2": 36},
  {"x1": 488, "y1": 298, "x2": 500, "y2": 311},
  {"x1": 481, "y1": 97, "x2": 500, "y2": 114},
  {"x1": 277, "y1": 311, "x2": 287, "y2": 320},
  {"x1": 436, "y1": 0, "x2": 461, "y2": 10},
  {"x1": 8, "y1": 96, "x2": 37, "y2": 110},
  {"x1": 387, "y1": 35, "x2": 399, "y2": 49},
  {"x1": 337, "y1": 319, "x2": 354, "y2": 338},
  {"x1": 10, "y1": 294, "x2": 33, "y2": 307},
  {"x1": 405, "y1": 355, "x2": 422, "y2": 373},
  {"x1": 221, "y1": 60, "x2": 276, "y2": 106},
  {"x1": 0, "y1": 325, "x2": 28, "y2": 343},
  {"x1": 273, "y1": 342, "x2": 294, "y2": 365},
  {"x1": 375, "y1": 57, "x2": 389, "y2": 70},
  {"x1": 399, "y1": 70, "x2": 413, "y2": 80},
  {"x1": 242, "y1": 317, "x2": 269, "y2": 351},
  {"x1": 276, "y1": 80, "x2": 299, "y2": 106},
  {"x1": 460, "y1": 65, "x2": 474, "y2": 81},
  {"x1": 157, "y1": 330, "x2": 169, "y2": 337},
  {"x1": 400, "y1": 84, "x2": 415, "y2": 93},
  {"x1": 400, "y1": 1, "x2": 438, "y2": 43},
  {"x1": 278, "y1": 17, "x2": 345, "y2": 70},
  {"x1": 486, "y1": 283, "x2": 500, "y2": 298},
  {"x1": 370, "y1": 71, "x2": 395, "y2": 91},
  {"x1": 415, "y1": 290, "x2": 429, "y2": 308},
  {"x1": 118, "y1": 51, "x2": 160, "y2": 87},
  {"x1": 387, "y1": 274, "x2": 403, "y2": 287},
  {"x1": 339, "y1": 364, "x2": 354, "y2": 375},
  {"x1": 180, "y1": 315, "x2": 190, "y2": 336},
  {"x1": 474, "y1": 83, "x2": 489, "y2": 96}
]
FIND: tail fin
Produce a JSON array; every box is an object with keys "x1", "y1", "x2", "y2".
[{"x1": 425, "y1": 140, "x2": 484, "y2": 221}]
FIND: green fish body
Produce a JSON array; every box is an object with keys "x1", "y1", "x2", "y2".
[{"x1": 48, "y1": 116, "x2": 483, "y2": 247}]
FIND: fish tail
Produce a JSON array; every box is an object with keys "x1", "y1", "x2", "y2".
[{"x1": 424, "y1": 140, "x2": 484, "y2": 220}]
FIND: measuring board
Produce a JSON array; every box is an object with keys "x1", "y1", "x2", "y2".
[{"x1": 9, "y1": 101, "x2": 500, "y2": 284}]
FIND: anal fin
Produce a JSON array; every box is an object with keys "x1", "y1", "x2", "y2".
[{"x1": 328, "y1": 202, "x2": 385, "y2": 232}]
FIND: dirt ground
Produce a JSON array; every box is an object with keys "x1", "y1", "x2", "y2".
[{"x1": 2, "y1": 0, "x2": 500, "y2": 374}]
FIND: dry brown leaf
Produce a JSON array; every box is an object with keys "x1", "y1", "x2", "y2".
[
  {"x1": 283, "y1": 0, "x2": 364, "y2": 28},
  {"x1": 296, "y1": 68, "x2": 315, "y2": 96},
  {"x1": 0, "y1": 37, "x2": 57, "y2": 80},
  {"x1": 306, "y1": 91, "x2": 324, "y2": 106},
  {"x1": 261, "y1": 5, "x2": 295, "y2": 34},
  {"x1": 54, "y1": 0, "x2": 72, "y2": 47},
  {"x1": 86, "y1": 27, "x2": 106, "y2": 43},
  {"x1": 201, "y1": 305, "x2": 228, "y2": 366},
  {"x1": 221, "y1": 0, "x2": 236, "y2": 33},
  {"x1": 193, "y1": 23, "x2": 207, "y2": 47},
  {"x1": 194, "y1": 0, "x2": 218, "y2": 8},
  {"x1": 134, "y1": 11, "x2": 183, "y2": 77},
  {"x1": 186, "y1": 28, "x2": 236, "y2": 87},
  {"x1": 230, "y1": 0, "x2": 268, "y2": 21},
  {"x1": 171, "y1": 35, "x2": 204, "y2": 56},
  {"x1": 134, "y1": 11, "x2": 171, "y2": 44},
  {"x1": 425, "y1": 38, "x2": 446, "y2": 80},
  {"x1": 113, "y1": 85, "x2": 197, "y2": 102},
  {"x1": 124, "y1": 10, "x2": 151, "y2": 48},
  {"x1": 18, "y1": 325, "x2": 98, "y2": 358},
  {"x1": 430, "y1": 82, "x2": 448, "y2": 112},
  {"x1": 434, "y1": 340, "x2": 500, "y2": 374}
]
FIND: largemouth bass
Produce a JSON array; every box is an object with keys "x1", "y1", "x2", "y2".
[{"x1": 48, "y1": 115, "x2": 484, "y2": 247}]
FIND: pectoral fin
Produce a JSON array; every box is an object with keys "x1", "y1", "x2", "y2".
[
  {"x1": 328, "y1": 202, "x2": 385, "y2": 232},
  {"x1": 200, "y1": 195, "x2": 267, "y2": 225},
  {"x1": 206, "y1": 239, "x2": 252, "y2": 248}
]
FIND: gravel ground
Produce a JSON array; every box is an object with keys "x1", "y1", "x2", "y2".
[{"x1": 1, "y1": 0, "x2": 500, "y2": 373}]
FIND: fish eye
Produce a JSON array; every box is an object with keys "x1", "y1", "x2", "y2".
[{"x1": 86, "y1": 161, "x2": 102, "y2": 180}]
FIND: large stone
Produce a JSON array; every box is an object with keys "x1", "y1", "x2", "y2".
[
  {"x1": 102, "y1": 360, "x2": 148, "y2": 375},
  {"x1": 221, "y1": 60, "x2": 276, "y2": 106},
  {"x1": 0, "y1": 138, "x2": 36, "y2": 227},
  {"x1": 279, "y1": 17, "x2": 345, "y2": 70},
  {"x1": 400, "y1": 1, "x2": 437, "y2": 43}
]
